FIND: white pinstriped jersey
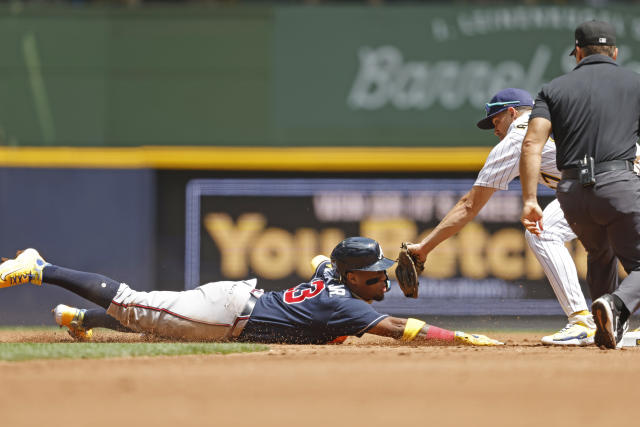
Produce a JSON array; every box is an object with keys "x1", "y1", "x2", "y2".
[{"x1": 475, "y1": 112, "x2": 560, "y2": 191}]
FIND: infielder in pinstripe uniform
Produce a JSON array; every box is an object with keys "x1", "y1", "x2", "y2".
[{"x1": 408, "y1": 88, "x2": 597, "y2": 346}]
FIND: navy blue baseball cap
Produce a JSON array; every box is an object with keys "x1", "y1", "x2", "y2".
[{"x1": 476, "y1": 88, "x2": 534, "y2": 130}]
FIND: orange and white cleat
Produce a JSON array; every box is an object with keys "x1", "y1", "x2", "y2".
[{"x1": 52, "y1": 304, "x2": 93, "y2": 341}]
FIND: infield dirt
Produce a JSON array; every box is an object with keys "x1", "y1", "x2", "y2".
[{"x1": 0, "y1": 329, "x2": 637, "y2": 427}]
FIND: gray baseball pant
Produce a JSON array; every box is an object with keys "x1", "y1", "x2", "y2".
[{"x1": 556, "y1": 170, "x2": 640, "y2": 313}]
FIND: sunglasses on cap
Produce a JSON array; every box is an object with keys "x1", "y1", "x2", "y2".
[{"x1": 484, "y1": 100, "x2": 520, "y2": 114}]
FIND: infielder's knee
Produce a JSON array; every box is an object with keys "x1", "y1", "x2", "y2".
[
  {"x1": 524, "y1": 229, "x2": 541, "y2": 250},
  {"x1": 524, "y1": 229, "x2": 566, "y2": 260}
]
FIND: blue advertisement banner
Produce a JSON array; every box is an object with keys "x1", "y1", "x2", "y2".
[{"x1": 185, "y1": 178, "x2": 577, "y2": 316}]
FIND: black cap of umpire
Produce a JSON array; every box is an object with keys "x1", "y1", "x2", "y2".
[{"x1": 570, "y1": 20, "x2": 616, "y2": 56}]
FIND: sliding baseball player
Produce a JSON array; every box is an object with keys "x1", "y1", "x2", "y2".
[{"x1": 0, "y1": 238, "x2": 502, "y2": 346}]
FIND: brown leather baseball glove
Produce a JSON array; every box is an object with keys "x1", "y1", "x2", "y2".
[{"x1": 394, "y1": 242, "x2": 425, "y2": 299}]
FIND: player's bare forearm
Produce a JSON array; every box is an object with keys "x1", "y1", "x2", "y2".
[
  {"x1": 520, "y1": 117, "x2": 551, "y2": 203},
  {"x1": 368, "y1": 317, "x2": 440, "y2": 342},
  {"x1": 519, "y1": 117, "x2": 551, "y2": 235},
  {"x1": 412, "y1": 186, "x2": 496, "y2": 257},
  {"x1": 368, "y1": 316, "x2": 407, "y2": 339}
]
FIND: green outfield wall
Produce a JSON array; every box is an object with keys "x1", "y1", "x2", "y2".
[{"x1": 1, "y1": 4, "x2": 640, "y2": 154}]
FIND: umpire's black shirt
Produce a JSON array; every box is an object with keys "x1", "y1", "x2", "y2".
[{"x1": 531, "y1": 54, "x2": 640, "y2": 170}]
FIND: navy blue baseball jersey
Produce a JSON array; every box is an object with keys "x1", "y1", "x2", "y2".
[{"x1": 238, "y1": 261, "x2": 388, "y2": 344}]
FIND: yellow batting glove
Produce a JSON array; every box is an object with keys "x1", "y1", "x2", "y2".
[{"x1": 454, "y1": 331, "x2": 504, "y2": 346}]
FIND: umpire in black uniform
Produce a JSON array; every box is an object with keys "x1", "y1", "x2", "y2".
[{"x1": 519, "y1": 20, "x2": 640, "y2": 349}]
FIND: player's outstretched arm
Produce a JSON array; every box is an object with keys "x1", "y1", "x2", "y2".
[
  {"x1": 368, "y1": 316, "x2": 503, "y2": 346},
  {"x1": 408, "y1": 185, "x2": 496, "y2": 261}
]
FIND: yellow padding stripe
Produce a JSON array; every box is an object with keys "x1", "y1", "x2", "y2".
[
  {"x1": 0, "y1": 146, "x2": 491, "y2": 171},
  {"x1": 310, "y1": 255, "x2": 330, "y2": 270},
  {"x1": 402, "y1": 318, "x2": 427, "y2": 341}
]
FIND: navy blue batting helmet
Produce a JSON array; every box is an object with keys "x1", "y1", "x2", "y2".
[{"x1": 331, "y1": 237, "x2": 395, "y2": 281}]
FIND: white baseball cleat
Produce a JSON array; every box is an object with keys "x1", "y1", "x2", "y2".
[
  {"x1": 0, "y1": 248, "x2": 47, "y2": 288},
  {"x1": 541, "y1": 322, "x2": 595, "y2": 346},
  {"x1": 620, "y1": 328, "x2": 640, "y2": 347}
]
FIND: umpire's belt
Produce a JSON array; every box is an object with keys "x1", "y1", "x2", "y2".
[
  {"x1": 561, "y1": 160, "x2": 633, "y2": 179},
  {"x1": 230, "y1": 292, "x2": 261, "y2": 338}
]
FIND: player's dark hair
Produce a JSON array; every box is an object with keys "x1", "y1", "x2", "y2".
[{"x1": 581, "y1": 45, "x2": 616, "y2": 58}]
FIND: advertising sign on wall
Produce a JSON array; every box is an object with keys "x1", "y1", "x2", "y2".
[
  {"x1": 185, "y1": 178, "x2": 586, "y2": 316},
  {"x1": 3, "y1": 5, "x2": 640, "y2": 147},
  {"x1": 273, "y1": 6, "x2": 640, "y2": 147}
]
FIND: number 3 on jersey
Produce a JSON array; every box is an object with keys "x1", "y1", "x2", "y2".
[{"x1": 284, "y1": 280, "x2": 325, "y2": 304}]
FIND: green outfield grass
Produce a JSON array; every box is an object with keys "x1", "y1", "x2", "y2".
[
  {"x1": 0, "y1": 342, "x2": 269, "y2": 362},
  {"x1": 0, "y1": 326, "x2": 60, "y2": 331}
]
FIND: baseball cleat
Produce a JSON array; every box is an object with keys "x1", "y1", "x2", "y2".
[
  {"x1": 592, "y1": 294, "x2": 628, "y2": 349},
  {"x1": 53, "y1": 304, "x2": 93, "y2": 341},
  {"x1": 620, "y1": 329, "x2": 640, "y2": 347},
  {"x1": 540, "y1": 322, "x2": 595, "y2": 346},
  {"x1": 0, "y1": 248, "x2": 47, "y2": 288}
]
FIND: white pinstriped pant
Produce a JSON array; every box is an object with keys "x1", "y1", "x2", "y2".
[{"x1": 524, "y1": 198, "x2": 588, "y2": 317}]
